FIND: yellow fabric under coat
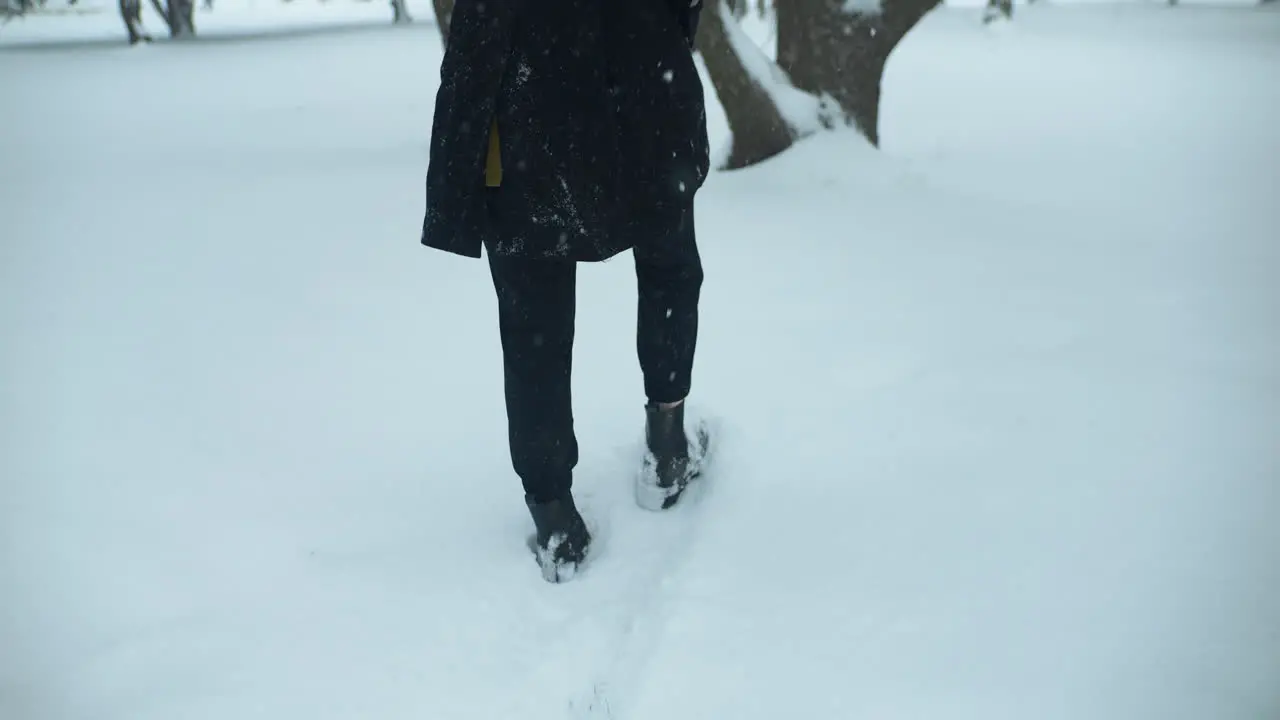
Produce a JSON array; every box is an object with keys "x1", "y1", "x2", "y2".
[{"x1": 485, "y1": 118, "x2": 502, "y2": 187}]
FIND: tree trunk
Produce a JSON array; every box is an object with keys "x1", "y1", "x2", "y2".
[
  {"x1": 777, "y1": 0, "x2": 938, "y2": 146},
  {"x1": 167, "y1": 0, "x2": 195, "y2": 37},
  {"x1": 696, "y1": 0, "x2": 797, "y2": 169},
  {"x1": 982, "y1": 0, "x2": 1012, "y2": 23},
  {"x1": 390, "y1": 0, "x2": 411, "y2": 24},
  {"x1": 432, "y1": 0, "x2": 453, "y2": 41},
  {"x1": 119, "y1": 0, "x2": 151, "y2": 43}
]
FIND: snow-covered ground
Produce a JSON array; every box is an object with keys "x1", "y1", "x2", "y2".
[
  {"x1": 3, "y1": 5, "x2": 1278, "y2": 720},
  {"x1": 0, "y1": 0, "x2": 437, "y2": 44}
]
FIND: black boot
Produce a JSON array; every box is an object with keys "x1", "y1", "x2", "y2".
[
  {"x1": 526, "y1": 494, "x2": 591, "y2": 582},
  {"x1": 636, "y1": 401, "x2": 708, "y2": 511}
]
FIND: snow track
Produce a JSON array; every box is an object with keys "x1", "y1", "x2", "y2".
[{"x1": 563, "y1": 418, "x2": 720, "y2": 720}]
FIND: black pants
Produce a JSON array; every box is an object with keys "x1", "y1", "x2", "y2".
[{"x1": 488, "y1": 216, "x2": 703, "y2": 503}]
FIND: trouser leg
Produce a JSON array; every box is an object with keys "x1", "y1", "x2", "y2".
[
  {"x1": 488, "y1": 255, "x2": 578, "y2": 503},
  {"x1": 634, "y1": 207, "x2": 703, "y2": 405}
]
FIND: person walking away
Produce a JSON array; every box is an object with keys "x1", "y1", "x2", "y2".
[{"x1": 421, "y1": 0, "x2": 712, "y2": 582}]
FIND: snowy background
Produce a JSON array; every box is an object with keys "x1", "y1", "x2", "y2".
[{"x1": 3, "y1": 2, "x2": 1279, "y2": 719}]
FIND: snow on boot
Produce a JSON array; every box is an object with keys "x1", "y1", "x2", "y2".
[
  {"x1": 636, "y1": 401, "x2": 709, "y2": 511},
  {"x1": 526, "y1": 494, "x2": 591, "y2": 583}
]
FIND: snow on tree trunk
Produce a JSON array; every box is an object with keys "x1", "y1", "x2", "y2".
[
  {"x1": 777, "y1": 0, "x2": 938, "y2": 146},
  {"x1": 390, "y1": 0, "x2": 411, "y2": 24},
  {"x1": 432, "y1": 0, "x2": 453, "y2": 41},
  {"x1": 167, "y1": 0, "x2": 195, "y2": 37},
  {"x1": 696, "y1": 0, "x2": 801, "y2": 169}
]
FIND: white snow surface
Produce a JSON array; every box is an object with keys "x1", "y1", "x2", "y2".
[{"x1": 3, "y1": 5, "x2": 1280, "y2": 720}]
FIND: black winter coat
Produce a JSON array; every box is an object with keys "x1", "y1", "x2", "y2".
[{"x1": 421, "y1": 0, "x2": 710, "y2": 262}]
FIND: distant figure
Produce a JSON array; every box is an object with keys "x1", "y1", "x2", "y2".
[{"x1": 421, "y1": 0, "x2": 712, "y2": 582}]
